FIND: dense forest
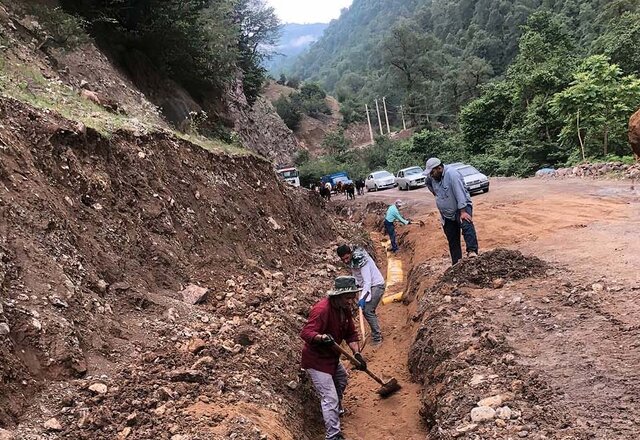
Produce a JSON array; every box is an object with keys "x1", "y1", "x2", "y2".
[
  {"x1": 289, "y1": 0, "x2": 640, "y2": 179},
  {"x1": 58, "y1": 0, "x2": 280, "y2": 108}
]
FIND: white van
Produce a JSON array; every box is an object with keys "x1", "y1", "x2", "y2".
[{"x1": 276, "y1": 167, "x2": 300, "y2": 187}]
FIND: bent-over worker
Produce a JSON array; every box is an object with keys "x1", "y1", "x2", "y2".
[
  {"x1": 300, "y1": 276, "x2": 367, "y2": 440},
  {"x1": 384, "y1": 199, "x2": 411, "y2": 252},
  {"x1": 336, "y1": 245, "x2": 385, "y2": 345}
]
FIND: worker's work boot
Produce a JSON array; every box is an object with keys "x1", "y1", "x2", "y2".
[{"x1": 467, "y1": 251, "x2": 478, "y2": 258}]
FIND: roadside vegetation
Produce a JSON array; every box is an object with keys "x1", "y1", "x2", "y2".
[{"x1": 291, "y1": 0, "x2": 640, "y2": 177}]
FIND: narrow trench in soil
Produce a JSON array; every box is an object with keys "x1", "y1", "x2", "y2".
[{"x1": 339, "y1": 230, "x2": 429, "y2": 440}]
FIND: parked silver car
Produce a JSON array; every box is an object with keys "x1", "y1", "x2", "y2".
[
  {"x1": 451, "y1": 163, "x2": 490, "y2": 193},
  {"x1": 365, "y1": 170, "x2": 396, "y2": 191},
  {"x1": 395, "y1": 166, "x2": 426, "y2": 190}
]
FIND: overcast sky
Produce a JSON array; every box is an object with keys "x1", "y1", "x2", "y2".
[{"x1": 267, "y1": 0, "x2": 352, "y2": 24}]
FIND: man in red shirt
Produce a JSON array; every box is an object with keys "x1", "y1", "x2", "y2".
[{"x1": 300, "y1": 276, "x2": 367, "y2": 440}]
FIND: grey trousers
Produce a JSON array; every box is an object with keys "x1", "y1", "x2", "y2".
[
  {"x1": 364, "y1": 284, "x2": 385, "y2": 342},
  {"x1": 307, "y1": 363, "x2": 348, "y2": 439}
]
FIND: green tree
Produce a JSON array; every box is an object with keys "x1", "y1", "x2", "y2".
[
  {"x1": 274, "y1": 95, "x2": 302, "y2": 130},
  {"x1": 322, "y1": 129, "x2": 352, "y2": 154},
  {"x1": 591, "y1": 12, "x2": 640, "y2": 76},
  {"x1": 550, "y1": 55, "x2": 640, "y2": 158},
  {"x1": 233, "y1": 0, "x2": 281, "y2": 104},
  {"x1": 296, "y1": 82, "x2": 331, "y2": 116}
]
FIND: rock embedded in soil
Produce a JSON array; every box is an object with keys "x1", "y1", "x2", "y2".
[
  {"x1": 0, "y1": 428, "x2": 14, "y2": 440},
  {"x1": 89, "y1": 383, "x2": 108, "y2": 395},
  {"x1": 44, "y1": 417, "x2": 63, "y2": 431},
  {"x1": 180, "y1": 284, "x2": 209, "y2": 305},
  {"x1": 0, "y1": 323, "x2": 9, "y2": 336},
  {"x1": 496, "y1": 406, "x2": 513, "y2": 420},
  {"x1": 186, "y1": 338, "x2": 206, "y2": 354},
  {"x1": 471, "y1": 406, "x2": 496, "y2": 422}
]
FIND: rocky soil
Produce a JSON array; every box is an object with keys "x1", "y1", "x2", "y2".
[
  {"x1": 409, "y1": 251, "x2": 585, "y2": 439},
  {"x1": 408, "y1": 247, "x2": 640, "y2": 439},
  {"x1": 0, "y1": 95, "x2": 356, "y2": 439},
  {"x1": 536, "y1": 162, "x2": 640, "y2": 179}
]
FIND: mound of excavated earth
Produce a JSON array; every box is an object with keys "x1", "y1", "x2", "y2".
[
  {"x1": 408, "y1": 252, "x2": 589, "y2": 439},
  {"x1": 440, "y1": 249, "x2": 548, "y2": 288}
]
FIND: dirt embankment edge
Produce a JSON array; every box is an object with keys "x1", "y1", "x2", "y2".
[{"x1": 0, "y1": 96, "x2": 336, "y2": 439}]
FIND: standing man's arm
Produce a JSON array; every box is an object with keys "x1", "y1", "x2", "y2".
[
  {"x1": 358, "y1": 264, "x2": 373, "y2": 309},
  {"x1": 394, "y1": 207, "x2": 410, "y2": 225},
  {"x1": 425, "y1": 177, "x2": 436, "y2": 196},
  {"x1": 451, "y1": 173, "x2": 472, "y2": 223}
]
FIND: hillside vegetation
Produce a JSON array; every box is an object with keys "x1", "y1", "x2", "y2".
[{"x1": 290, "y1": 0, "x2": 640, "y2": 176}]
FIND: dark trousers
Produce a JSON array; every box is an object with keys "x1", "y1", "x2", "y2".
[
  {"x1": 443, "y1": 205, "x2": 478, "y2": 265},
  {"x1": 384, "y1": 220, "x2": 398, "y2": 251}
]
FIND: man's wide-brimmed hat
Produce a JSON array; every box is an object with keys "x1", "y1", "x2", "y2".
[{"x1": 328, "y1": 276, "x2": 361, "y2": 297}]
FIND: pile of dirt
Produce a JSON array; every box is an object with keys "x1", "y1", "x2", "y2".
[
  {"x1": 0, "y1": 96, "x2": 338, "y2": 438},
  {"x1": 407, "y1": 250, "x2": 593, "y2": 439},
  {"x1": 440, "y1": 249, "x2": 548, "y2": 287}
]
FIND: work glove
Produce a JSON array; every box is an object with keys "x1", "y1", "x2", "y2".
[
  {"x1": 316, "y1": 334, "x2": 335, "y2": 345},
  {"x1": 353, "y1": 352, "x2": 367, "y2": 371},
  {"x1": 357, "y1": 298, "x2": 366, "y2": 309}
]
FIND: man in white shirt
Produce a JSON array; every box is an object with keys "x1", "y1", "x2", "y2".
[{"x1": 336, "y1": 244, "x2": 386, "y2": 345}]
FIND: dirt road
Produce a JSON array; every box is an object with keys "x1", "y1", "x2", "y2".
[{"x1": 337, "y1": 177, "x2": 640, "y2": 439}]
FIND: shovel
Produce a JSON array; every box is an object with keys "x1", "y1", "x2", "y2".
[{"x1": 332, "y1": 343, "x2": 401, "y2": 398}]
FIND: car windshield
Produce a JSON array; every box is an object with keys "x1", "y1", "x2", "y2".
[
  {"x1": 279, "y1": 170, "x2": 298, "y2": 178},
  {"x1": 373, "y1": 171, "x2": 392, "y2": 178},
  {"x1": 457, "y1": 166, "x2": 480, "y2": 177},
  {"x1": 404, "y1": 167, "x2": 423, "y2": 175}
]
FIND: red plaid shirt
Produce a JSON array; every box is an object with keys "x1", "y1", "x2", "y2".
[{"x1": 300, "y1": 297, "x2": 359, "y2": 375}]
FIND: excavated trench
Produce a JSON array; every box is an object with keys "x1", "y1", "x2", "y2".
[{"x1": 338, "y1": 202, "x2": 570, "y2": 439}]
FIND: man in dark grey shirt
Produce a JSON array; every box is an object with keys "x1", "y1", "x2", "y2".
[{"x1": 424, "y1": 158, "x2": 479, "y2": 264}]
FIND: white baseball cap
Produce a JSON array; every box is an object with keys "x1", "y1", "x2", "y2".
[{"x1": 423, "y1": 158, "x2": 442, "y2": 175}]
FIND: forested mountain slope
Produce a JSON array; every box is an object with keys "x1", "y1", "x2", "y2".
[
  {"x1": 290, "y1": 0, "x2": 640, "y2": 178},
  {"x1": 291, "y1": 0, "x2": 639, "y2": 118}
]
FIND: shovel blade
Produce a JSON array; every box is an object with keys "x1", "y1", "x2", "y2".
[{"x1": 377, "y1": 378, "x2": 401, "y2": 398}]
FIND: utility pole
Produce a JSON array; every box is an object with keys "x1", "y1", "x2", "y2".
[
  {"x1": 365, "y1": 104, "x2": 375, "y2": 145},
  {"x1": 400, "y1": 105, "x2": 407, "y2": 131},
  {"x1": 382, "y1": 97, "x2": 391, "y2": 134},
  {"x1": 375, "y1": 98, "x2": 384, "y2": 136}
]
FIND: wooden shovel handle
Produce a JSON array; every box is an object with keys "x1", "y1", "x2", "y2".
[
  {"x1": 358, "y1": 307, "x2": 367, "y2": 349},
  {"x1": 332, "y1": 342, "x2": 385, "y2": 386}
]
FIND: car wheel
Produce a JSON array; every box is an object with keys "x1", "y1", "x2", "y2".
[
  {"x1": 483, "y1": 188, "x2": 489, "y2": 193},
  {"x1": 405, "y1": 183, "x2": 410, "y2": 191},
  {"x1": 374, "y1": 185, "x2": 378, "y2": 192}
]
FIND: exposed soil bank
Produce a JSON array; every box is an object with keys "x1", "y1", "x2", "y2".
[
  {"x1": 0, "y1": 97, "x2": 336, "y2": 439},
  {"x1": 406, "y1": 249, "x2": 640, "y2": 439}
]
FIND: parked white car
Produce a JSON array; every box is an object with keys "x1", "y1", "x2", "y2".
[
  {"x1": 365, "y1": 170, "x2": 396, "y2": 191},
  {"x1": 395, "y1": 166, "x2": 426, "y2": 190},
  {"x1": 451, "y1": 164, "x2": 490, "y2": 194}
]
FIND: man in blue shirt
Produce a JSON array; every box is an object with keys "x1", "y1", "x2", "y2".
[
  {"x1": 384, "y1": 200, "x2": 411, "y2": 252},
  {"x1": 424, "y1": 158, "x2": 479, "y2": 265}
]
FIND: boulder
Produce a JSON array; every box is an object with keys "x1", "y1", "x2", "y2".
[
  {"x1": 629, "y1": 108, "x2": 640, "y2": 159},
  {"x1": 470, "y1": 406, "x2": 496, "y2": 422},
  {"x1": 44, "y1": 418, "x2": 63, "y2": 431},
  {"x1": 180, "y1": 284, "x2": 209, "y2": 305}
]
